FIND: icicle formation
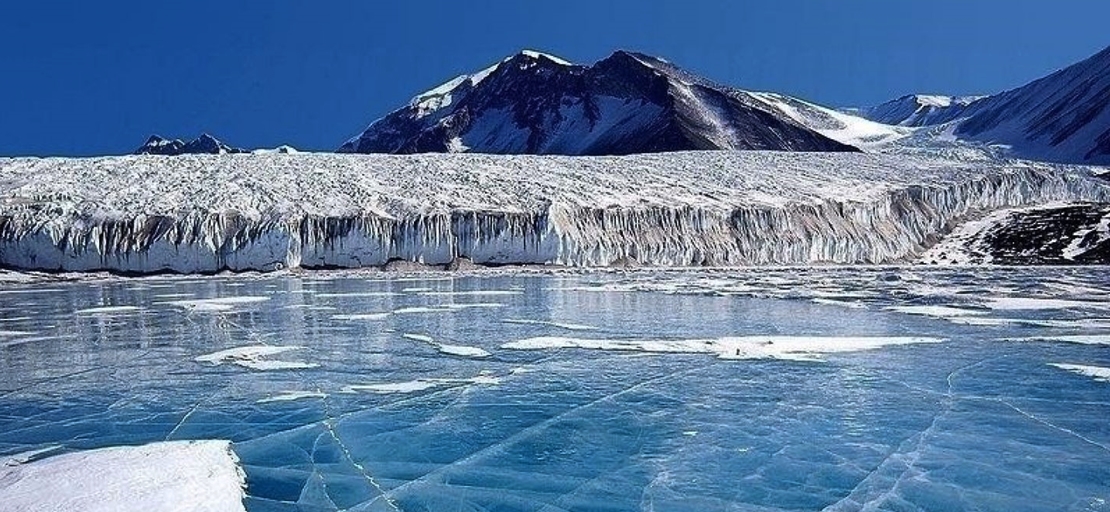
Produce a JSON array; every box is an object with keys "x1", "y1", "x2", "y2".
[{"x1": 0, "y1": 151, "x2": 1106, "y2": 273}]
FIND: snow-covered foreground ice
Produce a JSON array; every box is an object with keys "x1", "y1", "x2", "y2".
[
  {"x1": 0, "y1": 440, "x2": 245, "y2": 512},
  {"x1": 1, "y1": 268, "x2": 1109, "y2": 511},
  {"x1": 1, "y1": 152, "x2": 1108, "y2": 272}
]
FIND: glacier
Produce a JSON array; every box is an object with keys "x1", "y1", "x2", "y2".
[{"x1": 0, "y1": 151, "x2": 1108, "y2": 273}]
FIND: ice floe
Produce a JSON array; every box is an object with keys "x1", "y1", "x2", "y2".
[
  {"x1": 332, "y1": 312, "x2": 391, "y2": 321},
  {"x1": 195, "y1": 345, "x2": 317, "y2": 371},
  {"x1": 1008, "y1": 335, "x2": 1110, "y2": 345},
  {"x1": 343, "y1": 374, "x2": 500, "y2": 394},
  {"x1": 401, "y1": 333, "x2": 436, "y2": 343},
  {"x1": 314, "y1": 292, "x2": 401, "y2": 298},
  {"x1": 392, "y1": 303, "x2": 504, "y2": 314},
  {"x1": 0, "y1": 440, "x2": 245, "y2": 512},
  {"x1": 811, "y1": 298, "x2": 868, "y2": 309},
  {"x1": 74, "y1": 305, "x2": 142, "y2": 315},
  {"x1": 164, "y1": 296, "x2": 270, "y2": 312},
  {"x1": 1049, "y1": 363, "x2": 1110, "y2": 383},
  {"x1": 257, "y1": 391, "x2": 327, "y2": 403},
  {"x1": 502, "y1": 335, "x2": 943, "y2": 362},
  {"x1": 501, "y1": 318, "x2": 598, "y2": 331},
  {"x1": 983, "y1": 297, "x2": 1106, "y2": 310},
  {"x1": 419, "y1": 290, "x2": 523, "y2": 296},
  {"x1": 886, "y1": 305, "x2": 986, "y2": 317},
  {"x1": 402, "y1": 333, "x2": 491, "y2": 358},
  {"x1": 436, "y1": 344, "x2": 492, "y2": 358}
]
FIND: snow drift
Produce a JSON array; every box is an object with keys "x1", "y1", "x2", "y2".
[{"x1": 0, "y1": 151, "x2": 1107, "y2": 273}]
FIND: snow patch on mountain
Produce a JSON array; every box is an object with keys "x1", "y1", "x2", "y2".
[
  {"x1": 749, "y1": 92, "x2": 910, "y2": 149},
  {"x1": 850, "y1": 94, "x2": 984, "y2": 127}
]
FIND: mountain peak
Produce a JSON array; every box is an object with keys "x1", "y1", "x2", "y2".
[
  {"x1": 339, "y1": 49, "x2": 857, "y2": 155},
  {"x1": 516, "y1": 50, "x2": 573, "y2": 66},
  {"x1": 134, "y1": 133, "x2": 245, "y2": 156},
  {"x1": 854, "y1": 94, "x2": 984, "y2": 127}
]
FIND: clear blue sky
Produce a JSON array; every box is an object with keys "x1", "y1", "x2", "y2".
[{"x1": 1, "y1": 0, "x2": 1106, "y2": 156}]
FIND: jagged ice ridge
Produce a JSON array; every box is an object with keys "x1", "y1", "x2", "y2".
[{"x1": 0, "y1": 152, "x2": 1107, "y2": 273}]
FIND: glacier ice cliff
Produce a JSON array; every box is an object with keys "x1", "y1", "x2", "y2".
[{"x1": 0, "y1": 151, "x2": 1107, "y2": 273}]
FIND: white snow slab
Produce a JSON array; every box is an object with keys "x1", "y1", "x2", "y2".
[
  {"x1": 195, "y1": 345, "x2": 317, "y2": 371},
  {"x1": 344, "y1": 375, "x2": 500, "y2": 394},
  {"x1": 502, "y1": 318, "x2": 597, "y2": 331},
  {"x1": 1049, "y1": 363, "x2": 1110, "y2": 383},
  {"x1": 257, "y1": 391, "x2": 326, "y2": 403},
  {"x1": 332, "y1": 313, "x2": 391, "y2": 321},
  {"x1": 402, "y1": 333, "x2": 491, "y2": 358},
  {"x1": 983, "y1": 297, "x2": 1107, "y2": 310},
  {"x1": 0, "y1": 440, "x2": 246, "y2": 512},
  {"x1": 502, "y1": 335, "x2": 943, "y2": 362},
  {"x1": 435, "y1": 344, "x2": 491, "y2": 358},
  {"x1": 392, "y1": 303, "x2": 503, "y2": 314},
  {"x1": 164, "y1": 296, "x2": 270, "y2": 312},
  {"x1": 401, "y1": 333, "x2": 435, "y2": 343},
  {"x1": 74, "y1": 305, "x2": 142, "y2": 315},
  {"x1": 419, "y1": 290, "x2": 523, "y2": 296},
  {"x1": 886, "y1": 305, "x2": 986, "y2": 317},
  {"x1": 1009, "y1": 335, "x2": 1110, "y2": 346}
]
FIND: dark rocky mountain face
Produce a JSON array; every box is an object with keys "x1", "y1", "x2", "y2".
[
  {"x1": 134, "y1": 134, "x2": 246, "y2": 155},
  {"x1": 953, "y1": 45, "x2": 1110, "y2": 165},
  {"x1": 974, "y1": 204, "x2": 1110, "y2": 264},
  {"x1": 339, "y1": 50, "x2": 859, "y2": 155},
  {"x1": 853, "y1": 45, "x2": 1110, "y2": 165}
]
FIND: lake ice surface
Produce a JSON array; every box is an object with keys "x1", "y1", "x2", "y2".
[{"x1": 0, "y1": 267, "x2": 1108, "y2": 511}]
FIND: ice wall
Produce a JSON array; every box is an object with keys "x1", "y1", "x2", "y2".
[{"x1": 0, "y1": 152, "x2": 1106, "y2": 273}]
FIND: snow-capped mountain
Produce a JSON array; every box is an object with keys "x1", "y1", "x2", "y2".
[
  {"x1": 850, "y1": 95, "x2": 984, "y2": 127},
  {"x1": 251, "y1": 145, "x2": 300, "y2": 155},
  {"x1": 952, "y1": 45, "x2": 1110, "y2": 165},
  {"x1": 134, "y1": 134, "x2": 246, "y2": 155},
  {"x1": 339, "y1": 50, "x2": 858, "y2": 155}
]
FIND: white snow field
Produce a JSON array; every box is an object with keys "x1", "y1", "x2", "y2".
[
  {"x1": 0, "y1": 440, "x2": 246, "y2": 512},
  {"x1": 0, "y1": 151, "x2": 1107, "y2": 273}
]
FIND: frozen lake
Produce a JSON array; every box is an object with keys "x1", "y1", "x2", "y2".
[{"x1": 1, "y1": 267, "x2": 1108, "y2": 511}]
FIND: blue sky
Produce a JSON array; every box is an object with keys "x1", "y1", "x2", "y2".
[{"x1": 1, "y1": 0, "x2": 1106, "y2": 156}]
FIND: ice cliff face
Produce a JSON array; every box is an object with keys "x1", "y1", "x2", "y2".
[
  {"x1": 339, "y1": 50, "x2": 858, "y2": 155},
  {"x1": 0, "y1": 152, "x2": 1107, "y2": 273}
]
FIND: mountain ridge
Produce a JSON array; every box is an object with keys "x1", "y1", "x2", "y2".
[{"x1": 338, "y1": 49, "x2": 859, "y2": 156}]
